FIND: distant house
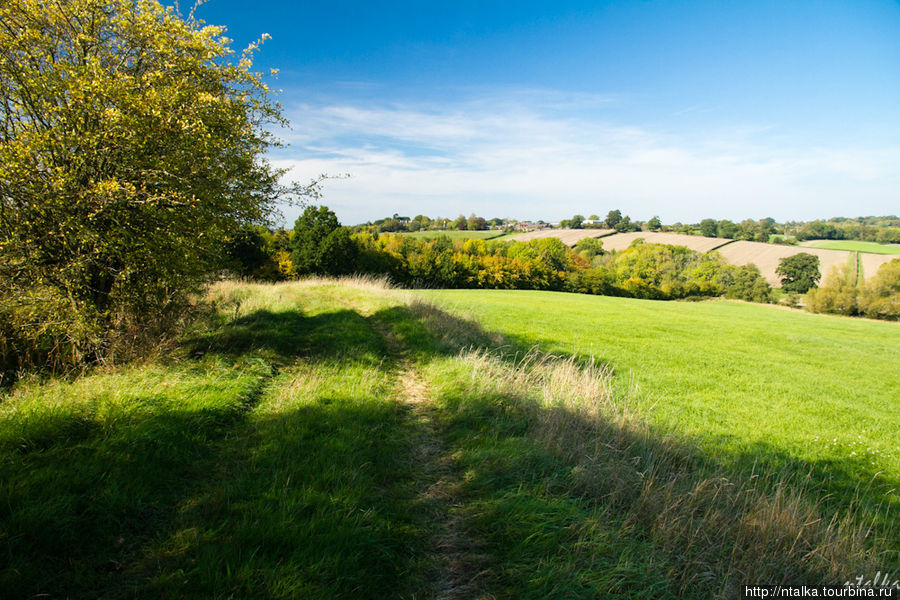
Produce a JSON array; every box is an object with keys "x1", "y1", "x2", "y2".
[
  {"x1": 516, "y1": 221, "x2": 546, "y2": 231},
  {"x1": 582, "y1": 219, "x2": 603, "y2": 226}
]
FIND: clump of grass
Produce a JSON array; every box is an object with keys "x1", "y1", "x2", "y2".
[{"x1": 406, "y1": 299, "x2": 506, "y2": 350}]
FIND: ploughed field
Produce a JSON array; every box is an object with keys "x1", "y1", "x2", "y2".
[
  {"x1": 1, "y1": 279, "x2": 896, "y2": 599},
  {"x1": 715, "y1": 240, "x2": 859, "y2": 285},
  {"x1": 506, "y1": 227, "x2": 615, "y2": 244},
  {"x1": 598, "y1": 231, "x2": 731, "y2": 253}
]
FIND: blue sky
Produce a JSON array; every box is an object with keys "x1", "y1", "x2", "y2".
[{"x1": 194, "y1": 0, "x2": 900, "y2": 225}]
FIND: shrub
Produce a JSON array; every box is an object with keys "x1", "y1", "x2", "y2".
[
  {"x1": 0, "y1": 0, "x2": 296, "y2": 371},
  {"x1": 858, "y1": 259, "x2": 900, "y2": 320},
  {"x1": 805, "y1": 264, "x2": 858, "y2": 316}
]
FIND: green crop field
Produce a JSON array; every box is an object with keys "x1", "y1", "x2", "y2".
[
  {"x1": 1, "y1": 280, "x2": 896, "y2": 599},
  {"x1": 401, "y1": 229, "x2": 513, "y2": 240},
  {"x1": 801, "y1": 240, "x2": 900, "y2": 255}
]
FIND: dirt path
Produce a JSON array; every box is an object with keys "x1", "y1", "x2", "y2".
[
  {"x1": 366, "y1": 315, "x2": 487, "y2": 599},
  {"x1": 396, "y1": 362, "x2": 486, "y2": 599}
]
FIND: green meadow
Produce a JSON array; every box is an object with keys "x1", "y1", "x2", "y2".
[
  {"x1": 1, "y1": 280, "x2": 896, "y2": 599},
  {"x1": 420, "y1": 289, "x2": 900, "y2": 480},
  {"x1": 801, "y1": 240, "x2": 900, "y2": 255}
]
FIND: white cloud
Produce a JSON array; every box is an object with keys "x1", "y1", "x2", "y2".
[{"x1": 271, "y1": 95, "x2": 900, "y2": 225}]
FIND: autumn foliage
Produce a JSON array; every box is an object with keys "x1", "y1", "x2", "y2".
[{"x1": 0, "y1": 0, "x2": 288, "y2": 375}]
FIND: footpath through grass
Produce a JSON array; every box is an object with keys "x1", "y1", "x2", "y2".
[{"x1": 0, "y1": 279, "x2": 896, "y2": 598}]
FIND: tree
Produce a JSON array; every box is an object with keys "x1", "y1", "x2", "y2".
[
  {"x1": 0, "y1": 0, "x2": 297, "y2": 367},
  {"x1": 647, "y1": 216, "x2": 662, "y2": 231},
  {"x1": 573, "y1": 237, "x2": 605, "y2": 260},
  {"x1": 225, "y1": 227, "x2": 275, "y2": 279},
  {"x1": 699, "y1": 219, "x2": 718, "y2": 237},
  {"x1": 858, "y1": 258, "x2": 900, "y2": 320},
  {"x1": 776, "y1": 253, "x2": 821, "y2": 293},
  {"x1": 722, "y1": 264, "x2": 772, "y2": 303},
  {"x1": 292, "y1": 206, "x2": 357, "y2": 276},
  {"x1": 467, "y1": 215, "x2": 487, "y2": 231},
  {"x1": 316, "y1": 228, "x2": 359, "y2": 276},
  {"x1": 757, "y1": 217, "x2": 777, "y2": 242},
  {"x1": 569, "y1": 214, "x2": 585, "y2": 229},
  {"x1": 605, "y1": 209, "x2": 623, "y2": 229},
  {"x1": 737, "y1": 219, "x2": 759, "y2": 241},
  {"x1": 615, "y1": 216, "x2": 638, "y2": 232},
  {"x1": 716, "y1": 220, "x2": 738, "y2": 239}
]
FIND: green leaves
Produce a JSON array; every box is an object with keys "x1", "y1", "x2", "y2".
[
  {"x1": 0, "y1": 0, "x2": 292, "y2": 371},
  {"x1": 776, "y1": 253, "x2": 821, "y2": 293}
]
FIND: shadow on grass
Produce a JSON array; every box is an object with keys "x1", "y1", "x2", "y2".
[
  {"x1": 371, "y1": 300, "x2": 898, "y2": 596},
  {"x1": 0, "y1": 404, "x2": 262, "y2": 597},
  {"x1": 428, "y1": 383, "x2": 898, "y2": 598},
  {"x1": 185, "y1": 308, "x2": 390, "y2": 365},
  {"x1": 0, "y1": 296, "x2": 895, "y2": 599}
]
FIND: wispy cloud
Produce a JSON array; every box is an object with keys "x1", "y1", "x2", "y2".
[{"x1": 272, "y1": 94, "x2": 900, "y2": 225}]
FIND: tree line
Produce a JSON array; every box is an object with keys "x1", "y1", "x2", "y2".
[
  {"x1": 229, "y1": 206, "x2": 900, "y2": 322},
  {"x1": 805, "y1": 260, "x2": 900, "y2": 320},
  {"x1": 229, "y1": 205, "x2": 775, "y2": 303},
  {"x1": 358, "y1": 212, "x2": 900, "y2": 245}
]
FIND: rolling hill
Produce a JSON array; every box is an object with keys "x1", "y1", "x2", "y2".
[{"x1": 1, "y1": 280, "x2": 896, "y2": 598}]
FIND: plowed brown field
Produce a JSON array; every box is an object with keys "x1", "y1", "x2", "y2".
[
  {"x1": 599, "y1": 232, "x2": 732, "y2": 253},
  {"x1": 859, "y1": 252, "x2": 898, "y2": 280},
  {"x1": 507, "y1": 228, "x2": 615, "y2": 244},
  {"x1": 508, "y1": 230, "x2": 896, "y2": 285},
  {"x1": 716, "y1": 241, "x2": 854, "y2": 285}
]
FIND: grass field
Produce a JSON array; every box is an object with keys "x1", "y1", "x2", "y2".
[
  {"x1": 1, "y1": 280, "x2": 896, "y2": 598},
  {"x1": 801, "y1": 240, "x2": 900, "y2": 255},
  {"x1": 421, "y1": 289, "x2": 899, "y2": 483},
  {"x1": 401, "y1": 229, "x2": 513, "y2": 240}
]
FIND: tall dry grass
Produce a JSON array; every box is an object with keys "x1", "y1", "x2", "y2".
[{"x1": 424, "y1": 318, "x2": 890, "y2": 596}]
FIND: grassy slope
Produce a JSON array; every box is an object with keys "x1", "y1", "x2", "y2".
[
  {"x1": 0, "y1": 281, "x2": 434, "y2": 599},
  {"x1": 420, "y1": 290, "x2": 900, "y2": 498},
  {"x1": 801, "y1": 240, "x2": 900, "y2": 255},
  {"x1": 1, "y1": 281, "x2": 896, "y2": 598}
]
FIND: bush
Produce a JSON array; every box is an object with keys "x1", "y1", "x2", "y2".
[
  {"x1": 723, "y1": 264, "x2": 773, "y2": 303},
  {"x1": 858, "y1": 259, "x2": 900, "y2": 320},
  {"x1": 0, "y1": 0, "x2": 294, "y2": 372},
  {"x1": 804, "y1": 264, "x2": 858, "y2": 316}
]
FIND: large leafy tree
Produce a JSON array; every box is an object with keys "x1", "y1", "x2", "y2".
[
  {"x1": 0, "y1": 0, "x2": 297, "y2": 363},
  {"x1": 776, "y1": 253, "x2": 821, "y2": 293},
  {"x1": 605, "y1": 209, "x2": 622, "y2": 229},
  {"x1": 291, "y1": 206, "x2": 358, "y2": 276}
]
